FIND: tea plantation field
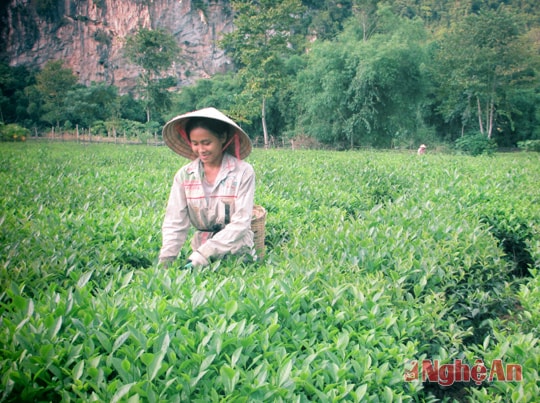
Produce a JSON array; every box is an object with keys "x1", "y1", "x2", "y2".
[{"x1": 1, "y1": 142, "x2": 539, "y2": 402}]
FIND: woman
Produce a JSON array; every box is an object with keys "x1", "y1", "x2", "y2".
[{"x1": 158, "y1": 107, "x2": 255, "y2": 268}]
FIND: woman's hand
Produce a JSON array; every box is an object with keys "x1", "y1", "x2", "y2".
[
  {"x1": 159, "y1": 257, "x2": 175, "y2": 269},
  {"x1": 188, "y1": 251, "x2": 209, "y2": 268}
]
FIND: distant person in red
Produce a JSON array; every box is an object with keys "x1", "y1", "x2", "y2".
[{"x1": 417, "y1": 144, "x2": 427, "y2": 155}]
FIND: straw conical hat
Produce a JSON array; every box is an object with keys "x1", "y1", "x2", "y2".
[{"x1": 162, "y1": 107, "x2": 252, "y2": 160}]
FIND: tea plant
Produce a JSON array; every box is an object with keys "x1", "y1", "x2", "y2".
[{"x1": 1, "y1": 143, "x2": 539, "y2": 402}]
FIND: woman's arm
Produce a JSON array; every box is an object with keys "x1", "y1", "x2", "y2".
[{"x1": 159, "y1": 171, "x2": 192, "y2": 263}]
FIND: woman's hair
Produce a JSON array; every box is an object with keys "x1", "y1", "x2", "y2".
[{"x1": 185, "y1": 117, "x2": 230, "y2": 141}]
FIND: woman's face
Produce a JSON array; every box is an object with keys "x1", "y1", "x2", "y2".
[{"x1": 189, "y1": 127, "x2": 226, "y2": 166}]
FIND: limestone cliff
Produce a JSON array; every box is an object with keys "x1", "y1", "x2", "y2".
[{"x1": 0, "y1": 0, "x2": 235, "y2": 93}]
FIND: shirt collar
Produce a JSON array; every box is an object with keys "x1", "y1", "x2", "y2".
[{"x1": 186, "y1": 153, "x2": 238, "y2": 177}]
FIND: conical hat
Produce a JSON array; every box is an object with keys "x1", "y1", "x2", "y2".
[{"x1": 162, "y1": 107, "x2": 252, "y2": 160}]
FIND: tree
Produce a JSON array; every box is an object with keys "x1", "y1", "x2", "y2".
[
  {"x1": 64, "y1": 83, "x2": 119, "y2": 128},
  {"x1": 304, "y1": 0, "x2": 353, "y2": 41},
  {"x1": 167, "y1": 73, "x2": 243, "y2": 120},
  {"x1": 124, "y1": 28, "x2": 180, "y2": 122},
  {"x1": 33, "y1": 60, "x2": 78, "y2": 128},
  {"x1": 220, "y1": 0, "x2": 306, "y2": 148},
  {"x1": 432, "y1": 6, "x2": 538, "y2": 141},
  {"x1": 118, "y1": 93, "x2": 146, "y2": 123},
  {"x1": 293, "y1": 39, "x2": 356, "y2": 146},
  {"x1": 293, "y1": 6, "x2": 428, "y2": 148},
  {"x1": 351, "y1": 0, "x2": 380, "y2": 42},
  {"x1": 0, "y1": 63, "x2": 36, "y2": 124}
]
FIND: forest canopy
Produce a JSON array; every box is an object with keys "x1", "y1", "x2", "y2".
[{"x1": 1, "y1": 0, "x2": 539, "y2": 150}]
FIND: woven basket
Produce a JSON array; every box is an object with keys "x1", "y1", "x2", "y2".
[{"x1": 251, "y1": 205, "x2": 267, "y2": 258}]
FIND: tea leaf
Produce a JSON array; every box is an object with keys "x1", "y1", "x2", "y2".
[
  {"x1": 190, "y1": 369, "x2": 208, "y2": 388},
  {"x1": 225, "y1": 300, "x2": 238, "y2": 319},
  {"x1": 483, "y1": 334, "x2": 491, "y2": 350},
  {"x1": 336, "y1": 331, "x2": 349, "y2": 351},
  {"x1": 191, "y1": 290, "x2": 207, "y2": 309},
  {"x1": 220, "y1": 365, "x2": 239, "y2": 394},
  {"x1": 111, "y1": 382, "x2": 135, "y2": 403},
  {"x1": 147, "y1": 333, "x2": 170, "y2": 381},
  {"x1": 112, "y1": 331, "x2": 131, "y2": 353},
  {"x1": 121, "y1": 358, "x2": 131, "y2": 373},
  {"x1": 200, "y1": 353, "x2": 216, "y2": 372},
  {"x1": 278, "y1": 358, "x2": 293, "y2": 388},
  {"x1": 231, "y1": 347, "x2": 243, "y2": 368},
  {"x1": 72, "y1": 360, "x2": 84, "y2": 381},
  {"x1": 77, "y1": 271, "x2": 93, "y2": 288},
  {"x1": 383, "y1": 385, "x2": 393, "y2": 402},
  {"x1": 355, "y1": 383, "x2": 368, "y2": 401},
  {"x1": 47, "y1": 316, "x2": 63, "y2": 339},
  {"x1": 95, "y1": 330, "x2": 112, "y2": 352},
  {"x1": 121, "y1": 270, "x2": 134, "y2": 289}
]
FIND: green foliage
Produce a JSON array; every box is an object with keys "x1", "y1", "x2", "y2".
[
  {"x1": 33, "y1": 60, "x2": 78, "y2": 127},
  {"x1": 167, "y1": 73, "x2": 244, "y2": 121},
  {"x1": 431, "y1": 6, "x2": 538, "y2": 141},
  {"x1": 293, "y1": 10, "x2": 428, "y2": 147},
  {"x1": 89, "y1": 119, "x2": 146, "y2": 139},
  {"x1": 0, "y1": 63, "x2": 36, "y2": 125},
  {"x1": 32, "y1": 0, "x2": 60, "y2": 21},
  {"x1": 118, "y1": 94, "x2": 146, "y2": 123},
  {"x1": 517, "y1": 140, "x2": 540, "y2": 152},
  {"x1": 220, "y1": 0, "x2": 307, "y2": 141},
  {"x1": 0, "y1": 123, "x2": 30, "y2": 141},
  {"x1": 64, "y1": 83, "x2": 119, "y2": 128},
  {"x1": 124, "y1": 28, "x2": 180, "y2": 122},
  {"x1": 481, "y1": 212, "x2": 535, "y2": 277},
  {"x1": 124, "y1": 28, "x2": 180, "y2": 77},
  {"x1": 292, "y1": 40, "x2": 356, "y2": 146},
  {"x1": 455, "y1": 133, "x2": 498, "y2": 156},
  {"x1": 305, "y1": 2, "x2": 351, "y2": 40},
  {"x1": 93, "y1": 29, "x2": 112, "y2": 46},
  {"x1": 1, "y1": 143, "x2": 539, "y2": 401}
]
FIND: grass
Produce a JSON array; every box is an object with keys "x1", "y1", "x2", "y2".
[{"x1": 1, "y1": 142, "x2": 539, "y2": 402}]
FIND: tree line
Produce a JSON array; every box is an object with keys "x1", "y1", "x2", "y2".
[{"x1": 1, "y1": 0, "x2": 539, "y2": 151}]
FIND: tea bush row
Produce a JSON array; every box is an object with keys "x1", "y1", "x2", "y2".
[{"x1": 1, "y1": 143, "x2": 539, "y2": 402}]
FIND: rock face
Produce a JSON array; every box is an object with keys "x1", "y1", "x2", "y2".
[{"x1": 0, "y1": 0, "x2": 235, "y2": 93}]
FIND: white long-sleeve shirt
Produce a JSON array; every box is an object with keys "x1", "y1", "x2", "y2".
[{"x1": 159, "y1": 153, "x2": 255, "y2": 262}]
